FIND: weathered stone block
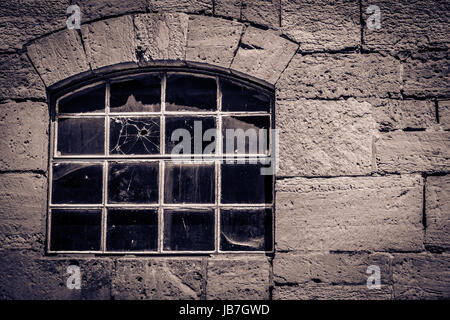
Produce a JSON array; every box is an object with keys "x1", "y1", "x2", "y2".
[
  {"x1": 241, "y1": 0, "x2": 280, "y2": 28},
  {"x1": 207, "y1": 257, "x2": 270, "y2": 300},
  {"x1": 135, "y1": 13, "x2": 189, "y2": 63},
  {"x1": 277, "y1": 99, "x2": 376, "y2": 177},
  {"x1": 425, "y1": 175, "x2": 450, "y2": 251},
  {"x1": 277, "y1": 53, "x2": 402, "y2": 100},
  {"x1": 0, "y1": 100, "x2": 48, "y2": 171},
  {"x1": 214, "y1": 0, "x2": 241, "y2": 19},
  {"x1": 282, "y1": 0, "x2": 360, "y2": 51},
  {"x1": 231, "y1": 26, "x2": 298, "y2": 85},
  {"x1": 393, "y1": 254, "x2": 450, "y2": 299},
  {"x1": 73, "y1": 0, "x2": 147, "y2": 21},
  {"x1": 81, "y1": 16, "x2": 137, "y2": 71},
  {"x1": 27, "y1": 29, "x2": 91, "y2": 87},
  {"x1": 438, "y1": 100, "x2": 450, "y2": 130},
  {"x1": 148, "y1": 0, "x2": 213, "y2": 14},
  {"x1": 186, "y1": 16, "x2": 243, "y2": 69},
  {"x1": 276, "y1": 175, "x2": 424, "y2": 252},
  {"x1": 375, "y1": 131, "x2": 450, "y2": 173}
]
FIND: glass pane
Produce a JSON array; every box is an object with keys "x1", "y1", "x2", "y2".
[
  {"x1": 164, "y1": 162, "x2": 215, "y2": 204},
  {"x1": 221, "y1": 79, "x2": 271, "y2": 112},
  {"x1": 220, "y1": 209, "x2": 272, "y2": 251},
  {"x1": 166, "y1": 74, "x2": 217, "y2": 111},
  {"x1": 222, "y1": 116, "x2": 270, "y2": 155},
  {"x1": 165, "y1": 116, "x2": 216, "y2": 155},
  {"x1": 163, "y1": 209, "x2": 214, "y2": 251},
  {"x1": 107, "y1": 209, "x2": 158, "y2": 251},
  {"x1": 52, "y1": 163, "x2": 103, "y2": 204},
  {"x1": 110, "y1": 117, "x2": 160, "y2": 154},
  {"x1": 50, "y1": 209, "x2": 101, "y2": 251},
  {"x1": 221, "y1": 162, "x2": 272, "y2": 204},
  {"x1": 110, "y1": 75, "x2": 161, "y2": 112},
  {"x1": 58, "y1": 84, "x2": 105, "y2": 114},
  {"x1": 108, "y1": 162, "x2": 159, "y2": 204},
  {"x1": 57, "y1": 118, "x2": 105, "y2": 155}
]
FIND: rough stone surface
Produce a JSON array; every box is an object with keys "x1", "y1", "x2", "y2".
[
  {"x1": 0, "y1": 53, "x2": 46, "y2": 100},
  {"x1": 112, "y1": 259, "x2": 204, "y2": 299},
  {"x1": 148, "y1": 0, "x2": 213, "y2": 14},
  {"x1": 27, "y1": 29, "x2": 91, "y2": 87},
  {"x1": 438, "y1": 100, "x2": 450, "y2": 130},
  {"x1": 0, "y1": 174, "x2": 46, "y2": 250},
  {"x1": 375, "y1": 131, "x2": 450, "y2": 174},
  {"x1": 214, "y1": 0, "x2": 241, "y2": 19},
  {"x1": 276, "y1": 99, "x2": 376, "y2": 177},
  {"x1": 277, "y1": 53, "x2": 402, "y2": 100},
  {"x1": 392, "y1": 254, "x2": 450, "y2": 299},
  {"x1": 0, "y1": 100, "x2": 48, "y2": 171},
  {"x1": 241, "y1": 0, "x2": 280, "y2": 28},
  {"x1": 362, "y1": 0, "x2": 450, "y2": 53},
  {"x1": 186, "y1": 16, "x2": 243, "y2": 69},
  {"x1": 72, "y1": 0, "x2": 147, "y2": 21},
  {"x1": 276, "y1": 175, "x2": 424, "y2": 252},
  {"x1": 135, "y1": 13, "x2": 189, "y2": 62},
  {"x1": 231, "y1": 26, "x2": 298, "y2": 85},
  {"x1": 207, "y1": 257, "x2": 270, "y2": 300},
  {"x1": 282, "y1": 0, "x2": 360, "y2": 52},
  {"x1": 81, "y1": 16, "x2": 137, "y2": 71},
  {"x1": 425, "y1": 175, "x2": 450, "y2": 251}
]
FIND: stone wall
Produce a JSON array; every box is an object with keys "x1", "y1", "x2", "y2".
[{"x1": 0, "y1": 0, "x2": 448, "y2": 300}]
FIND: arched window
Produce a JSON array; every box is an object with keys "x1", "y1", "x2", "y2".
[{"x1": 48, "y1": 70, "x2": 274, "y2": 254}]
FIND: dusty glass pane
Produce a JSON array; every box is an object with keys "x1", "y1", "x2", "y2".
[
  {"x1": 108, "y1": 162, "x2": 159, "y2": 204},
  {"x1": 107, "y1": 209, "x2": 158, "y2": 251},
  {"x1": 221, "y1": 79, "x2": 271, "y2": 112},
  {"x1": 50, "y1": 209, "x2": 101, "y2": 251},
  {"x1": 52, "y1": 163, "x2": 103, "y2": 204},
  {"x1": 165, "y1": 116, "x2": 216, "y2": 155},
  {"x1": 166, "y1": 74, "x2": 217, "y2": 111},
  {"x1": 220, "y1": 209, "x2": 272, "y2": 251},
  {"x1": 163, "y1": 209, "x2": 214, "y2": 251},
  {"x1": 58, "y1": 84, "x2": 105, "y2": 114},
  {"x1": 222, "y1": 116, "x2": 270, "y2": 155},
  {"x1": 110, "y1": 75, "x2": 161, "y2": 112},
  {"x1": 164, "y1": 162, "x2": 215, "y2": 204},
  {"x1": 110, "y1": 117, "x2": 160, "y2": 154},
  {"x1": 57, "y1": 117, "x2": 105, "y2": 155},
  {"x1": 221, "y1": 162, "x2": 272, "y2": 204}
]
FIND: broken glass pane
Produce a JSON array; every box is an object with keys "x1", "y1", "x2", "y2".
[
  {"x1": 110, "y1": 75, "x2": 161, "y2": 113},
  {"x1": 52, "y1": 163, "x2": 103, "y2": 204},
  {"x1": 164, "y1": 162, "x2": 215, "y2": 204},
  {"x1": 221, "y1": 162, "x2": 272, "y2": 204},
  {"x1": 163, "y1": 209, "x2": 214, "y2": 251},
  {"x1": 57, "y1": 117, "x2": 105, "y2": 155},
  {"x1": 50, "y1": 209, "x2": 101, "y2": 251},
  {"x1": 221, "y1": 79, "x2": 271, "y2": 112},
  {"x1": 108, "y1": 161, "x2": 159, "y2": 204},
  {"x1": 110, "y1": 117, "x2": 160, "y2": 154},
  {"x1": 220, "y1": 209, "x2": 272, "y2": 251},
  {"x1": 165, "y1": 116, "x2": 216, "y2": 155},
  {"x1": 107, "y1": 209, "x2": 158, "y2": 251},
  {"x1": 222, "y1": 115, "x2": 270, "y2": 155},
  {"x1": 166, "y1": 74, "x2": 217, "y2": 111},
  {"x1": 58, "y1": 84, "x2": 105, "y2": 114}
]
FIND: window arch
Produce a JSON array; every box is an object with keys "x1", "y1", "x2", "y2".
[{"x1": 48, "y1": 69, "x2": 274, "y2": 254}]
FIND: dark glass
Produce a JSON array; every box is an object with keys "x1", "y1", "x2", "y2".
[
  {"x1": 166, "y1": 74, "x2": 217, "y2": 111},
  {"x1": 107, "y1": 209, "x2": 158, "y2": 251},
  {"x1": 58, "y1": 84, "x2": 105, "y2": 114},
  {"x1": 50, "y1": 209, "x2": 101, "y2": 251},
  {"x1": 52, "y1": 163, "x2": 103, "y2": 204},
  {"x1": 222, "y1": 116, "x2": 270, "y2": 155},
  {"x1": 221, "y1": 162, "x2": 272, "y2": 204},
  {"x1": 220, "y1": 209, "x2": 272, "y2": 251},
  {"x1": 165, "y1": 116, "x2": 216, "y2": 155},
  {"x1": 221, "y1": 79, "x2": 271, "y2": 112},
  {"x1": 110, "y1": 75, "x2": 161, "y2": 112},
  {"x1": 108, "y1": 162, "x2": 159, "y2": 204},
  {"x1": 163, "y1": 209, "x2": 215, "y2": 251},
  {"x1": 57, "y1": 118, "x2": 105, "y2": 155},
  {"x1": 110, "y1": 117, "x2": 160, "y2": 154},
  {"x1": 164, "y1": 162, "x2": 215, "y2": 204}
]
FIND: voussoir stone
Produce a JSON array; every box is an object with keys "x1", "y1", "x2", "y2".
[
  {"x1": 276, "y1": 175, "x2": 424, "y2": 252},
  {"x1": 241, "y1": 0, "x2": 280, "y2": 28}
]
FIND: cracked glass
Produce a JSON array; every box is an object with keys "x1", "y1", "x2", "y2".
[{"x1": 110, "y1": 117, "x2": 160, "y2": 154}]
